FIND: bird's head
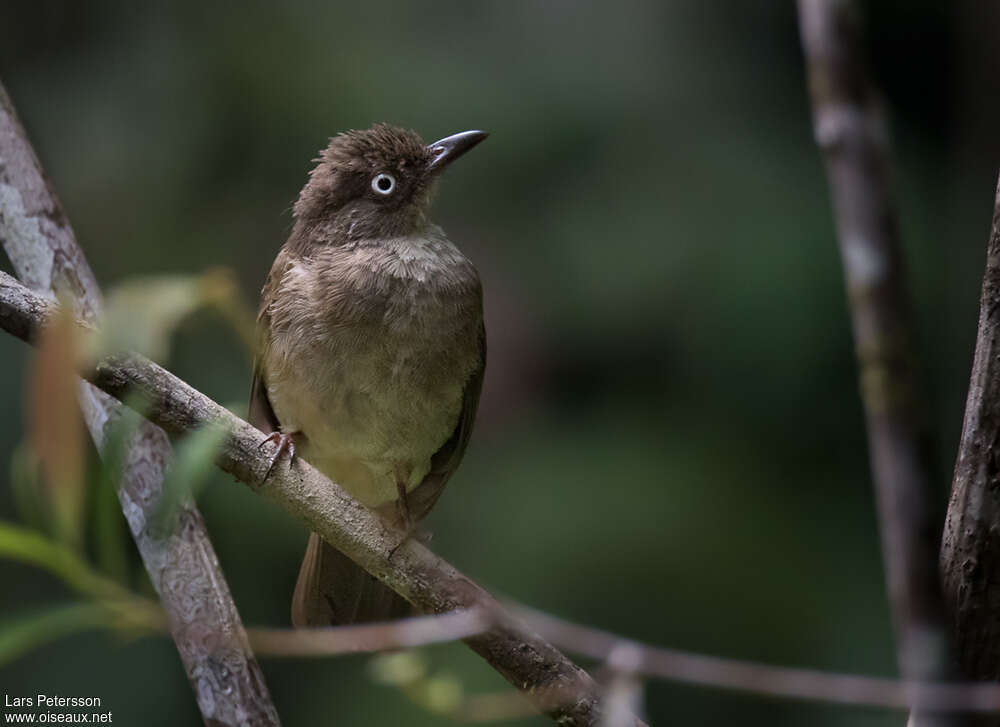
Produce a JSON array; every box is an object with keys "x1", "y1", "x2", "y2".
[{"x1": 293, "y1": 123, "x2": 487, "y2": 241}]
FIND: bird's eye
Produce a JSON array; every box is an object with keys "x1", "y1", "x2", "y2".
[{"x1": 371, "y1": 173, "x2": 396, "y2": 196}]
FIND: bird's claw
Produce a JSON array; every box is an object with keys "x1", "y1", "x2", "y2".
[
  {"x1": 260, "y1": 431, "x2": 298, "y2": 480},
  {"x1": 388, "y1": 480, "x2": 417, "y2": 559},
  {"x1": 388, "y1": 524, "x2": 432, "y2": 559}
]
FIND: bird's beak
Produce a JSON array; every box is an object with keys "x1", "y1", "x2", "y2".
[{"x1": 427, "y1": 130, "x2": 488, "y2": 172}]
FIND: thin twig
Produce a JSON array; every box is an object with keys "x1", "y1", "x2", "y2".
[
  {"x1": 598, "y1": 644, "x2": 644, "y2": 727},
  {"x1": 247, "y1": 608, "x2": 494, "y2": 656},
  {"x1": 0, "y1": 271, "x2": 645, "y2": 727},
  {"x1": 797, "y1": 3, "x2": 963, "y2": 726},
  {"x1": 0, "y1": 81, "x2": 280, "y2": 727},
  {"x1": 245, "y1": 600, "x2": 1000, "y2": 713},
  {"x1": 516, "y1": 605, "x2": 1000, "y2": 712}
]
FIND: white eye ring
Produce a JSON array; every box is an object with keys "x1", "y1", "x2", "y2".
[{"x1": 371, "y1": 172, "x2": 396, "y2": 195}]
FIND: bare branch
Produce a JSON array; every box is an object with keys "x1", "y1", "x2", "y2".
[
  {"x1": 797, "y1": 2, "x2": 962, "y2": 725},
  {"x1": 942, "y1": 177, "x2": 1000, "y2": 688},
  {"x1": 516, "y1": 605, "x2": 1000, "y2": 713},
  {"x1": 598, "y1": 645, "x2": 644, "y2": 727},
  {"x1": 0, "y1": 271, "x2": 644, "y2": 727},
  {"x1": 247, "y1": 608, "x2": 494, "y2": 656},
  {"x1": 0, "y1": 82, "x2": 280, "y2": 727},
  {"x1": 251, "y1": 597, "x2": 1000, "y2": 713}
]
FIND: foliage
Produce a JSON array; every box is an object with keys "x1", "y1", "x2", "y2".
[{"x1": 0, "y1": 274, "x2": 231, "y2": 669}]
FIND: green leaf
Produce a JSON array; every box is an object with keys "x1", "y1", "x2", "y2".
[
  {"x1": 91, "y1": 463, "x2": 130, "y2": 586},
  {"x1": 9, "y1": 442, "x2": 49, "y2": 533},
  {"x1": 151, "y1": 423, "x2": 228, "y2": 537},
  {"x1": 90, "y1": 406, "x2": 145, "y2": 585},
  {"x1": 0, "y1": 603, "x2": 113, "y2": 668},
  {"x1": 0, "y1": 521, "x2": 127, "y2": 601}
]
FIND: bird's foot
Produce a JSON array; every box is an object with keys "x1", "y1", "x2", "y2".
[
  {"x1": 387, "y1": 478, "x2": 435, "y2": 557},
  {"x1": 388, "y1": 479, "x2": 413, "y2": 558},
  {"x1": 388, "y1": 524, "x2": 431, "y2": 559},
  {"x1": 259, "y1": 431, "x2": 299, "y2": 480}
]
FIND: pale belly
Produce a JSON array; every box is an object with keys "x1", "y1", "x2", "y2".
[
  {"x1": 261, "y1": 227, "x2": 482, "y2": 508},
  {"x1": 265, "y1": 325, "x2": 473, "y2": 508}
]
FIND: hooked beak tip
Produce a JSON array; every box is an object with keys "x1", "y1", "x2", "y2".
[{"x1": 427, "y1": 130, "x2": 488, "y2": 171}]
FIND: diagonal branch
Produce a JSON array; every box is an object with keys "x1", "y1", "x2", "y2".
[
  {"x1": 941, "y1": 176, "x2": 1000, "y2": 689},
  {"x1": 796, "y1": 2, "x2": 964, "y2": 726},
  {"x1": 0, "y1": 81, "x2": 280, "y2": 726},
  {"x1": 0, "y1": 270, "x2": 644, "y2": 727}
]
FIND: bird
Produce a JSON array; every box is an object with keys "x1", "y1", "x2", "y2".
[{"x1": 249, "y1": 124, "x2": 487, "y2": 626}]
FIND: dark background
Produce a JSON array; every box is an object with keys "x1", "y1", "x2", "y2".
[{"x1": 1, "y1": 2, "x2": 999, "y2": 725}]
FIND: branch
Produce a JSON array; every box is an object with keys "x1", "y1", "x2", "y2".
[
  {"x1": 514, "y1": 605, "x2": 1000, "y2": 713},
  {"x1": 0, "y1": 82, "x2": 280, "y2": 726},
  {"x1": 942, "y1": 177, "x2": 1000, "y2": 686},
  {"x1": 248, "y1": 604, "x2": 1000, "y2": 712},
  {"x1": 0, "y1": 271, "x2": 644, "y2": 727},
  {"x1": 247, "y1": 608, "x2": 494, "y2": 656},
  {"x1": 797, "y1": 2, "x2": 962, "y2": 725}
]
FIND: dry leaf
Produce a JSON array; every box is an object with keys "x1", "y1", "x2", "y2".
[{"x1": 28, "y1": 302, "x2": 86, "y2": 549}]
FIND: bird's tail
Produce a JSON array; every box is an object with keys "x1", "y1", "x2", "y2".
[{"x1": 291, "y1": 532, "x2": 412, "y2": 626}]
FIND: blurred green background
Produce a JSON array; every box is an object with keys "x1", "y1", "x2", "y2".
[{"x1": 1, "y1": 1, "x2": 998, "y2": 725}]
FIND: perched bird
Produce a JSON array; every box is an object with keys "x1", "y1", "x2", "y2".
[{"x1": 249, "y1": 124, "x2": 487, "y2": 626}]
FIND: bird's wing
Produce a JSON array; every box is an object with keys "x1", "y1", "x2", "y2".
[
  {"x1": 248, "y1": 364, "x2": 279, "y2": 434},
  {"x1": 402, "y1": 320, "x2": 486, "y2": 522},
  {"x1": 247, "y1": 251, "x2": 290, "y2": 435}
]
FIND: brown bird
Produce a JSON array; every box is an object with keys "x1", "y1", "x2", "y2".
[{"x1": 249, "y1": 124, "x2": 487, "y2": 625}]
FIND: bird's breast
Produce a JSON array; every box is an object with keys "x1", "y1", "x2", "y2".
[{"x1": 263, "y1": 230, "x2": 482, "y2": 506}]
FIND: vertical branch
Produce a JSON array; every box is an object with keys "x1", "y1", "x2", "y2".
[
  {"x1": 942, "y1": 178, "x2": 1000, "y2": 686},
  {"x1": 0, "y1": 81, "x2": 280, "y2": 726},
  {"x1": 796, "y1": 2, "x2": 962, "y2": 725}
]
